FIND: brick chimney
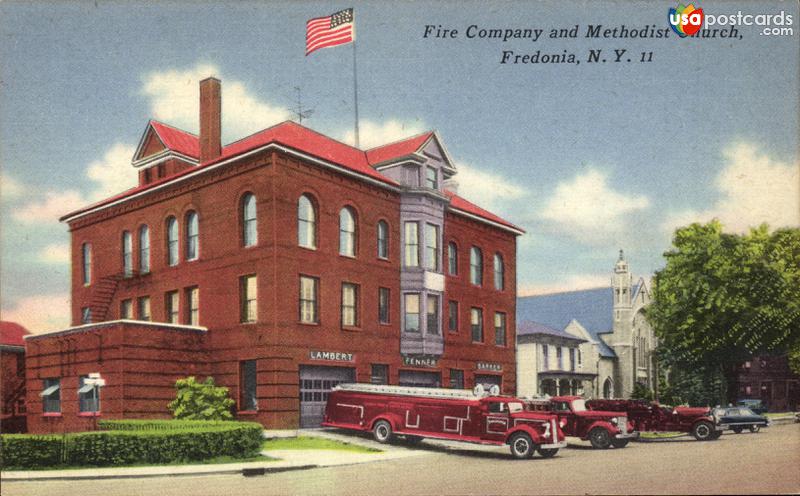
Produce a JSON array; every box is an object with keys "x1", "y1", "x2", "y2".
[{"x1": 199, "y1": 77, "x2": 221, "y2": 162}]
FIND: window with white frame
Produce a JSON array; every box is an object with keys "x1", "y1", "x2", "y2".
[
  {"x1": 298, "y1": 195, "x2": 317, "y2": 249},
  {"x1": 542, "y1": 344, "x2": 549, "y2": 371},
  {"x1": 448, "y1": 300, "x2": 458, "y2": 332},
  {"x1": 404, "y1": 293, "x2": 420, "y2": 332},
  {"x1": 82, "y1": 243, "x2": 92, "y2": 285},
  {"x1": 447, "y1": 242, "x2": 458, "y2": 275},
  {"x1": 377, "y1": 220, "x2": 389, "y2": 259},
  {"x1": 242, "y1": 193, "x2": 257, "y2": 247},
  {"x1": 166, "y1": 216, "x2": 179, "y2": 266},
  {"x1": 494, "y1": 312, "x2": 506, "y2": 346},
  {"x1": 137, "y1": 296, "x2": 151, "y2": 321},
  {"x1": 341, "y1": 283, "x2": 359, "y2": 327},
  {"x1": 493, "y1": 253, "x2": 504, "y2": 290},
  {"x1": 41, "y1": 378, "x2": 61, "y2": 413},
  {"x1": 424, "y1": 223, "x2": 439, "y2": 271},
  {"x1": 404, "y1": 222, "x2": 419, "y2": 267},
  {"x1": 165, "y1": 291, "x2": 179, "y2": 324},
  {"x1": 470, "y1": 247, "x2": 483, "y2": 286},
  {"x1": 139, "y1": 225, "x2": 150, "y2": 274},
  {"x1": 185, "y1": 211, "x2": 199, "y2": 261},
  {"x1": 185, "y1": 286, "x2": 199, "y2": 325},
  {"x1": 378, "y1": 287, "x2": 390, "y2": 324},
  {"x1": 122, "y1": 231, "x2": 133, "y2": 276},
  {"x1": 470, "y1": 307, "x2": 483, "y2": 342},
  {"x1": 426, "y1": 166, "x2": 438, "y2": 189},
  {"x1": 120, "y1": 299, "x2": 132, "y2": 319},
  {"x1": 426, "y1": 294, "x2": 440, "y2": 335},
  {"x1": 339, "y1": 207, "x2": 357, "y2": 257},
  {"x1": 240, "y1": 275, "x2": 257, "y2": 323},
  {"x1": 78, "y1": 375, "x2": 100, "y2": 413},
  {"x1": 81, "y1": 307, "x2": 92, "y2": 324},
  {"x1": 299, "y1": 276, "x2": 319, "y2": 324}
]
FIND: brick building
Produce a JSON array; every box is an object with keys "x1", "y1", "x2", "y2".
[
  {"x1": 25, "y1": 78, "x2": 523, "y2": 433},
  {"x1": 1, "y1": 321, "x2": 29, "y2": 433},
  {"x1": 735, "y1": 355, "x2": 799, "y2": 412}
]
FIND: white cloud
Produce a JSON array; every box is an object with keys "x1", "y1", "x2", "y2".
[
  {"x1": 38, "y1": 243, "x2": 70, "y2": 265},
  {"x1": 343, "y1": 119, "x2": 426, "y2": 149},
  {"x1": 12, "y1": 190, "x2": 86, "y2": 224},
  {"x1": 662, "y1": 142, "x2": 800, "y2": 233},
  {"x1": 518, "y1": 273, "x2": 610, "y2": 296},
  {"x1": 1, "y1": 173, "x2": 25, "y2": 201},
  {"x1": 539, "y1": 167, "x2": 651, "y2": 244},
  {"x1": 2, "y1": 293, "x2": 71, "y2": 333},
  {"x1": 86, "y1": 143, "x2": 138, "y2": 201},
  {"x1": 141, "y1": 63, "x2": 290, "y2": 141},
  {"x1": 454, "y1": 162, "x2": 527, "y2": 211}
]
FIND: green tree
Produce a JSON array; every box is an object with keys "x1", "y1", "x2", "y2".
[
  {"x1": 649, "y1": 221, "x2": 800, "y2": 402},
  {"x1": 168, "y1": 376, "x2": 235, "y2": 420}
]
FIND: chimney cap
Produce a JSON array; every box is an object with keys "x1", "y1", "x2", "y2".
[{"x1": 200, "y1": 76, "x2": 221, "y2": 83}]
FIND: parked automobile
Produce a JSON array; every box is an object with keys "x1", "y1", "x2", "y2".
[
  {"x1": 323, "y1": 383, "x2": 567, "y2": 459},
  {"x1": 735, "y1": 398, "x2": 768, "y2": 415},
  {"x1": 525, "y1": 396, "x2": 639, "y2": 449},
  {"x1": 713, "y1": 407, "x2": 770, "y2": 433},
  {"x1": 586, "y1": 399, "x2": 725, "y2": 441}
]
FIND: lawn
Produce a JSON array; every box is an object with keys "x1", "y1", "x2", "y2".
[
  {"x1": 638, "y1": 432, "x2": 686, "y2": 439},
  {"x1": 2, "y1": 454, "x2": 277, "y2": 472},
  {"x1": 262, "y1": 436, "x2": 381, "y2": 453}
]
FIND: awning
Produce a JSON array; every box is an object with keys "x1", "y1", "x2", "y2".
[
  {"x1": 78, "y1": 383, "x2": 95, "y2": 394},
  {"x1": 39, "y1": 384, "x2": 60, "y2": 396}
]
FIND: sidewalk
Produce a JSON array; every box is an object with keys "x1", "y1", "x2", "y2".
[{"x1": 1, "y1": 428, "x2": 430, "y2": 482}]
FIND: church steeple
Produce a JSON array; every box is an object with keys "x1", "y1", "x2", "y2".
[{"x1": 612, "y1": 249, "x2": 632, "y2": 309}]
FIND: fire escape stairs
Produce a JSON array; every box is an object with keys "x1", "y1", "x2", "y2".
[{"x1": 88, "y1": 273, "x2": 127, "y2": 322}]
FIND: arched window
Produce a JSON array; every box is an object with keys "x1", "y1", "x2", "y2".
[
  {"x1": 185, "y1": 211, "x2": 199, "y2": 261},
  {"x1": 376, "y1": 220, "x2": 389, "y2": 259},
  {"x1": 81, "y1": 243, "x2": 92, "y2": 285},
  {"x1": 138, "y1": 225, "x2": 150, "y2": 273},
  {"x1": 493, "y1": 253, "x2": 504, "y2": 291},
  {"x1": 298, "y1": 195, "x2": 316, "y2": 249},
  {"x1": 166, "y1": 216, "x2": 179, "y2": 266},
  {"x1": 603, "y1": 378, "x2": 614, "y2": 399},
  {"x1": 122, "y1": 231, "x2": 133, "y2": 277},
  {"x1": 470, "y1": 246, "x2": 483, "y2": 286},
  {"x1": 447, "y1": 242, "x2": 458, "y2": 275},
  {"x1": 242, "y1": 193, "x2": 257, "y2": 247},
  {"x1": 339, "y1": 207, "x2": 356, "y2": 257}
]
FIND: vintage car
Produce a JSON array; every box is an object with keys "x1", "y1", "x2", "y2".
[
  {"x1": 323, "y1": 383, "x2": 567, "y2": 459},
  {"x1": 735, "y1": 398, "x2": 768, "y2": 415},
  {"x1": 713, "y1": 407, "x2": 770, "y2": 433},
  {"x1": 525, "y1": 396, "x2": 638, "y2": 449},
  {"x1": 586, "y1": 399, "x2": 725, "y2": 441}
]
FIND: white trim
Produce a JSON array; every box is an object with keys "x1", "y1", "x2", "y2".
[
  {"x1": 447, "y1": 207, "x2": 525, "y2": 236},
  {"x1": 405, "y1": 410, "x2": 421, "y2": 428},
  {"x1": 24, "y1": 319, "x2": 208, "y2": 340},
  {"x1": 62, "y1": 143, "x2": 400, "y2": 223},
  {"x1": 133, "y1": 151, "x2": 199, "y2": 169},
  {"x1": 336, "y1": 403, "x2": 364, "y2": 420}
]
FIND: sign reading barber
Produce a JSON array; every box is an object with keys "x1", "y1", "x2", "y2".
[{"x1": 309, "y1": 350, "x2": 354, "y2": 362}]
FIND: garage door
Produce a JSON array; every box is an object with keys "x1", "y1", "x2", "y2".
[
  {"x1": 299, "y1": 366, "x2": 355, "y2": 428},
  {"x1": 398, "y1": 370, "x2": 441, "y2": 388},
  {"x1": 475, "y1": 374, "x2": 502, "y2": 393}
]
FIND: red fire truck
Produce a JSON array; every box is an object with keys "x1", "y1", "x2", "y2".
[
  {"x1": 586, "y1": 399, "x2": 725, "y2": 441},
  {"x1": 322, "y1": 383, "x2": 567, "y2": 459},
  {"x1": 526, "y1": 396, "x2": 639, "y2": 449}
]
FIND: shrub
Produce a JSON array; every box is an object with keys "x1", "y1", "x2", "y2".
[
  {"x1": 168, "y1": 376, "x2": 235, "y2": 420},
  {"x1": 0, "y1": 421, "x2": 263, "y2": 469},
  {"x1": 0, "y1": 435, "x2": 63, "y2": 468}
]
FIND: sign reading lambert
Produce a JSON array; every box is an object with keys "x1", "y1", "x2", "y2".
[
  {"x1": 309, "y1": 350, "x2": 354, "y2": 362},
  {"x1": 476, "y1": 362, "x2": 503, "y2": 372},
  {"x1": 402, "y1": 355, "x2": 439, "y2": 368}
]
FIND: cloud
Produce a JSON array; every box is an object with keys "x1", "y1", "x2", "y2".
[
  {"x1": 86, "y1": 143, "x2": 138, "y2": 201},
  {"x1": 38, "y1": 243, "x2": 70, "y2": 265},
  {"x1": 141, "y1": 63, "x2": 290, "y2": 141},
  {"x1": 539, "y1": 167, "x2": 651, "y2": 244},
  {"x1": 1, "y1": 173, "x2": 25, "y2": 201},
  {"x1": 518, "y1": 273, "x2": 610, "y2": 296},
  {"x1": 13, "y1": 190, "x2": 86, "y2": 224},
  {"x1": 453, "y1": 162, "x2": 527, "y2": 211},
  {"x1": 343, "y1": 119, "x2": 426, "y2": 149},
  {"x1": 2, "y1": 293, "x2": 71, "y2": 333},
  {"x1": 662, "y1": 142, "x2": 800, "y2": 233}
]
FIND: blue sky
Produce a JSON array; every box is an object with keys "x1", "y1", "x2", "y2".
[{"x1": 1, "y1": 1, "x2": 798, "y2": 332}]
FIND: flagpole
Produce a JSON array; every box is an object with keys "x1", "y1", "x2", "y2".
[{"x1": 352, "y1": 34, "x2": 360, "y2": 148}]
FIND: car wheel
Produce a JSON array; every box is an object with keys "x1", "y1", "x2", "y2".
[
  {"x1": 373, "y1": 420, "x2": 393, "y2": 444},
  {"x1": 692, "y1": 421, "x2": 714, "y2": 441},
  {"x1": 537, "y1": 448, "x2": 559, "y2": 458},
  {"x1": 732, "y1": 426, "x2": 743, "y2": 434},
  {"x1": 589, "y1": 427, "x2": 612, "y2": 449},
  {"x1": 405, "y1": 435, "x2": 423, "y2": 445},
  {"x1": 509, "y1": 432, "x2": 535, "y2": 459},
  {"x1": 749, "y1": 425, "x2": 760, "y2": 433},
  {"x1": 611, "y1": 439, "x2": 629, "y2": 448}
]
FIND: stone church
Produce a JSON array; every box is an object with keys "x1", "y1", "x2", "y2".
[{"x1": 517, "y1": 251, "x2": 657, "y2": 399}]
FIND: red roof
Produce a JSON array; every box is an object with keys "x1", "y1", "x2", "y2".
[
  {"x1": 63, "y1": 121, "x2": 521, "y2": 233},
  {"x1": 365, "y1": 131, "x2": 434, "y2": 165},
  {"x1": 0, "y1": 321, "x2": 30, "y2": 347},
  {"x1": 445, "y1": 190, "x2": 524, "y2": 233},
  {"x1": 149, "y1": 120, "x2": 200, "y2": 159}
]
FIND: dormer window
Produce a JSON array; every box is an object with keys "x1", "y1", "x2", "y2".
[{"x1": 426, "y1": 166, "x2": 438, "y2": 189}]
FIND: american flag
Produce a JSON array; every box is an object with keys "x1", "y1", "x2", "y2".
[{"x1": 306, "y1": 8, "x2": 355, "y2": 56}]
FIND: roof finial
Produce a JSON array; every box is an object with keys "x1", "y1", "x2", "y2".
[{"x1": 618, "y1": 249, "x2": 625, "y2": 262}]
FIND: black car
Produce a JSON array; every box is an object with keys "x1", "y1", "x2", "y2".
[
  {"x1": 736, "y1": 399, "x2": 768, "y2": 415},
  {"x1": 714, "y1": 407, "x2": 770, "y2": 433}
]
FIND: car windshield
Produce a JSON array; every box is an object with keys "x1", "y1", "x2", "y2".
[
  {"x1": 739, "y1": 408, "x2": 755, "y2": 416},
  {"x1": 572, "y1": 399, "x2": 587, "y2": 412},
  {"x1": 508, "y1": 402, "x2": 523, "y2": 413}
]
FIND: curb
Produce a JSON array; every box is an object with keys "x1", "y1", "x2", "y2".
[{"x1": 1, "y1": 464, "x2": 318, "y2": 482}]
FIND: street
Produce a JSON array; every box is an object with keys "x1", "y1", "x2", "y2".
[{"x1": 3, "y1": 424, "x2": 799, "y2": 495}]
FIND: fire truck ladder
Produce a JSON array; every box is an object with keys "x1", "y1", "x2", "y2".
[{"x1": 334, "y1": 383, "x2": 495, "y2": 400}]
